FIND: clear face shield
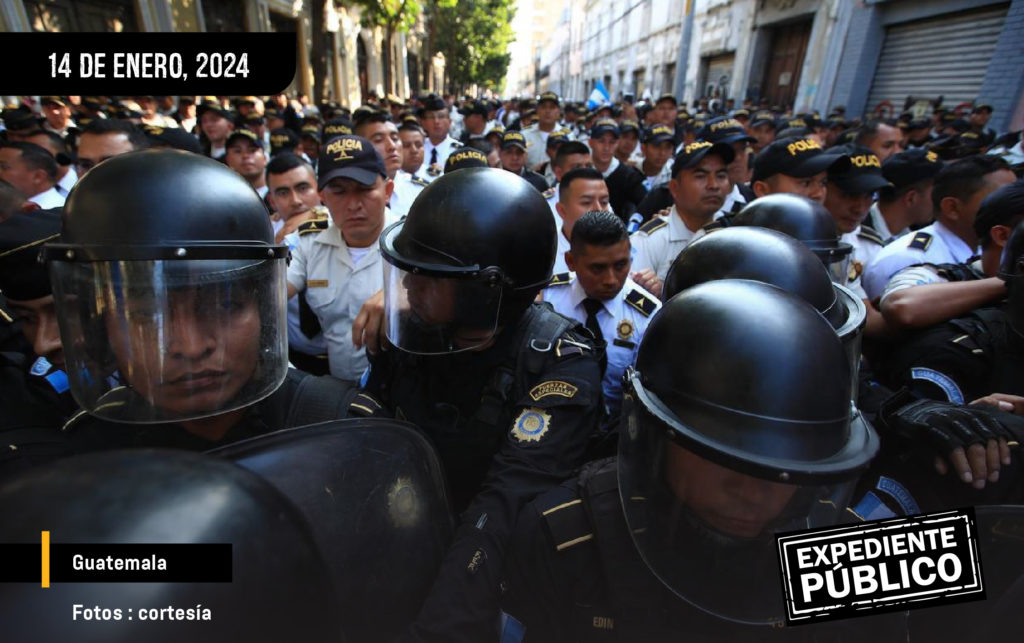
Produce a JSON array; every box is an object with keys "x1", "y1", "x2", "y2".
[
  {"x1": 811, "y1": 241, "x2": 854, "y2": 287},
  {"x1": 381, "y1": 221, "x2": 509, "y2": 355},
  {"x1": 617, "y1": 370, "x2": 866, "y2": 625},
  {"x1": 49, "y1": 258, "x2": 288, "y2": 424}
]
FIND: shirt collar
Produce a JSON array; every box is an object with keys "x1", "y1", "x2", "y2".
[
  {"x1": 601, "y1": 156, "x2": 620, "y2": 178},
  {"x1": 868, "y1": 202, "x2": 898, "y2": 240},
  {"x1": 668, "y1": 206, "x2": 701, "y2": 241}
]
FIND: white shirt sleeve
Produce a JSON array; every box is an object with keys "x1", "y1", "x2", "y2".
[
  {"x1": 878, "y1": 265, "x2": 945, "y2": 305},
  {"x1": 286, "y1": 236, "x2": 309, "y2": 293}
]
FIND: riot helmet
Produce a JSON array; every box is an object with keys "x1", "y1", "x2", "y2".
[
  {"x1": 1001, "y1": 219, "x2": 1024, "y2": 338},
  {"x1": 663, "y1": 226, "x2": 866, "y2": 400},
  {"x1": 0, "y1": 451, "x2": 342, "y2": 642},
  {"x1": 733, "y1": 193, "x2": 854, "y2": 285},
  {"x1": 618, "y1": 280, "x2": 878, "y2": 624},
  {"x1": 44, "y1": 149, "x2": 289, "y2": 423},
  {"x1": 380, "y1": 167, "x2": 556, "y2": 354}
]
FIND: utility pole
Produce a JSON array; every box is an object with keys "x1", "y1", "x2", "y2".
[{"x1": 672, "y1": 0, "x2": 696, "y2": 100}]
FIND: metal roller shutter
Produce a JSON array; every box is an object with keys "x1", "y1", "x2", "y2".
[{"x1": 866, "y1": 4, "x2": 1008, "y2": 114}]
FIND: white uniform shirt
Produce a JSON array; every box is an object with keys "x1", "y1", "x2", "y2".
[
  {"x1": 879, "y1": 258, "x2": 985, "y2": 305},
  {"x1": 639, "y1": 161, "x2": 672, "y2": 192},
  {"x1": 862, "y1": 221, "x2": 976, "y2": 301},
  {"x1": 55, "y1": 165, "x2": 77, "y2": 197},
  {"x1": 283, "y1": 227, "x2": 330, "y2": 356},
  {"x1": 390, "y1": 171, "x2": 428, "y2": 218},
  {"x1": 541, "y1": 275, "x2": 659, "y2": 416},
  {"x1": 841, "y1": 225, "x2": 886, "y2": 299},
  {"x1": 419, "y1": 136, "x2": 460, "y2": 181},
  {"x1": 286, "y1": 211, "x2": 398, "y2": 381},
  {"x1": 716, "y1": 183, "x2": 748, "y2": 218},
  {"x1": 28, "y1": 186, "x2": 65, "y2": 209},
  {"x1": 523, "y1": 124, "x2": 559, "y2": 168},
  {"x1": 630, "y1": 206, "x2": 707, "y2": 281}
]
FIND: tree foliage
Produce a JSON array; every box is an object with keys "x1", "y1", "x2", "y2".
[{"x1": 427, "y1": 0, "x2": 516, "y2": 94}]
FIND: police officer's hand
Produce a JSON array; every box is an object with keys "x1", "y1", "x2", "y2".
[
  {"x1": 631, "y1": 269, "x2": 662, "y2": 299},
  {"x1": 881, "y1": 392, "x2": 1016, "y2": 489},
  {"x1": 352, "y1": 289, "x2": 385, "y2": 356},
  {"x1": 971, "y1": 393, "x2": 1024, "y2": 416}
]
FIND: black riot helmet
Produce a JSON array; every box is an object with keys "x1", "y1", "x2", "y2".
[
  {"x1": 380, "y1": 167, "x2": 556, "y2": 354},
  {"x1": 43, "y1": 149, "x2": 289, "y2": 424},
  {"x1": 1001, "y1": 219, "x2": 1024, "y2": 337},
  {"x1": 733, "y1": 193, "x2": 854, "y2": 285},
  {"x1": 0, "y1": 451, "x2": 343, "y2": 642},
  {"x1": 663, "y1": 226, "x2": 866, "y2": 400},
  {"x1": 618, "y1": 280, "x2": 878, "y2": 624}
]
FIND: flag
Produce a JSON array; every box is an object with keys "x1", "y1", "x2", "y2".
[{"x1": 586, "y1": 81, "x2": 610, "y2": 110}]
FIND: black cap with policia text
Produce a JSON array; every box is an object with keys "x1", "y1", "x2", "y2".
[
  {"x1": 317, "y1": 135, "x2": 387, "y2": 189},
  {"x1": 752, "y1": 137, "x2": 851, "y2": 183}
]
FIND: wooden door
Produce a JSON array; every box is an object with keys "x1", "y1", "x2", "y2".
[{"x1": 761, "y1": 19, "x2": 812, "y2": 110}]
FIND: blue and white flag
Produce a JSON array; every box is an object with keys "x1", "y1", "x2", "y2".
[{"x1": 586, "y1": 81, "x2": 610, "y2": 110}]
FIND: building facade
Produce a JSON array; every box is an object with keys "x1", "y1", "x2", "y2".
[
  {"x1": 2, "y1": 0, "x2": 445, "y2": 108},
  {"x1": 509, "y1": 0, "x2": 1022, "y2": 132}
]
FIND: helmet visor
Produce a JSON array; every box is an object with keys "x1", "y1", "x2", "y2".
[
  {"x1": 810, "y1": 241, "x2": 854, "y2": 286},
  {"x1": 382, "y1": 258, "x2": 503, "y2": 355},
  {"x1": 50, "y1": 258, "x2": 288, "y2": 423},
  {"x1": 617, "y1": 380, "x2": 859, "y2": 624}
]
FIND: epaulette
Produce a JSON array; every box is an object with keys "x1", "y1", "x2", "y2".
[
  {"x1": 625, "y1": 288, "x2": 658, "y2": 317},
  {"x1": 703, "y1": 216, "x2": 732, "y2": 233},
  {"x1": 637, "y1": 217, "x2": 667, "y2": 235},
  {"x1": 542, "y1": 186, "x2": 556, "y2": 200},
  {"x1": 297, "y1": 217, "x2": 329, "y2": 235},
  {"x1": 548, "y1": 272, "x2": 571, "y2": 287},
  {"x1": 541, "y1": 497, "x2": 593, "y2": 552},
  {"x1": 410, "y1": 175, "x2": 430, "y2": 188},
  {"x1": 908, "y1": 231, "x2": 933, "y2": 251},
  {"x1": 857, "y1": 226, "x2": 885, "y2": 246}
]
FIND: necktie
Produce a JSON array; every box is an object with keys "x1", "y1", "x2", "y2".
[
  {"x1": 582, "y1": 298, "x2": 604, "y2": 343},
  {"x1": 430, "y1": 146, "x2": 438, "y2": 166},
  {"x1": 582, "y1": 298, "x2": 608, "y2": 376}
]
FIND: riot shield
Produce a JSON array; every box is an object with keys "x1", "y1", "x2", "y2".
[
  {"x1": 0, "y1": 450, "x2": 344, "y2": 642},
  {"x1": 210, "y1": 418, "x2": 454, "y2": 643}
]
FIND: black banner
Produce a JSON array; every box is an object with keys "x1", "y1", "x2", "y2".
[
  {"x1": 0, "y1": 543, "x2": 231, "y2": 583},
  {"x1": 777, "y1": 508, "x2": 985, "y2": 624},
  {"x1": 4, "y1": 33, "x2": 296, "y2": 95}
]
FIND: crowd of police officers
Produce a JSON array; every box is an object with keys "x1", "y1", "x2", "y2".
[{"x1": 1, "y1": 89, "x2": 1024, "y2": 642}]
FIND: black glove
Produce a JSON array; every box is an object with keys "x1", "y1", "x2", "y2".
[{"x1": 879, "y1": 388, "x2": 1015, "y2": 455}]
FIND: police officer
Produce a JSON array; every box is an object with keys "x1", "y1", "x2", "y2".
[
  {"x1": 542, "y1": 210, "x2": 659, "y2": 420},
  {"x1": 354, "y1": 167, "x2": 602, "y2": 642},
  {"x1": 501, "y1": 279, "x2": 884, "y2": 640},
  {"x1": 417, "y1": 93, "x2": 461, "y2": 181},
  {"x1": 47, "y1": 150, "x2": 357, "y2": 454},
  {"x1": 523, "y1": 92, "x2": 566, "y2": 170},
  {"x1": 498, "y1": 130, "x2": 549, "y2": 192}
]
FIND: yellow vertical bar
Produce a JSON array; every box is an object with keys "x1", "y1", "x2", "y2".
[{"x1": 41, "y1": 531, "x2": 50, "y2": 588}]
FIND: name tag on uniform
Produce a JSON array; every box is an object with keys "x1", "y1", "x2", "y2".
[
  {"x1": 308, "y1": 279, "x2": 329, "y2": 288},
  {"x1": 612, "y1": 338, "x2": 635, "y2": 349}
]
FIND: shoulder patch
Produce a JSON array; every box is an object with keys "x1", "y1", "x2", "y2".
[
  {"x1": 511, "y1": 407, "x2": 552, "y2": 444},
  {"x1": 542, "y1": 187, "x2": 556, "y2": 199},
  {"x1": 637, "y1": 217, "x2": 667, "y2": 235},
  {"x1": 297, "y1": 217, "x2": 329, "y2": 235},
  {"x1": 548, "y1": 272, "x2": 571, "y2": 287},
  {"x1": 908, "y1": 232, "x2": 933, "y2": 251},
  {"x1": 858, "y1": 226, "x2": 884, "y2": 246},
  {"x1": 625, "y1": 288, "x2": 658, "y2": 317},
  {"x1": 529, "y1": 380, "x2": 578, "y2": 401},
  {"x1": 410, "y1": 176, "x2": 430, "y2": 188},
  {"x1": 910, "y1": 367, "x2": 964, "y2": 404}
]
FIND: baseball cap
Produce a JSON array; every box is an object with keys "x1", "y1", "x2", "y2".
[
  {"x1": 1, "y1": 106, "x2": 39, "y2": 131},
  {"x1": 418, "y1": 94, "x2": 446, "y2": 115},
  {"x1": 445, "y1": 148, "x2": 490, "y2": 173},
  {"x1": 826, "y1": 144, "x2": 892, "y2": 194},
  {"x1": 196, "y1": 97, "x2": 232, "y2": 120},
  {"x1": 500, "y1": 130, "x2": 528, "y2": 151},
  {"x1": 323, "y1": 118, "x2": 353, "y2": 138},
  {"x1": 590, "y1": 118, "x2": 621, "y2": 139},
  {"x1": 300, "y1": 124, "x2": 322, "y2": 142},
  {"x1": 671, "y1": 140, "x2": 735, "y2": 178},
  {"x1": 972, "y1": 102, "x2": 994, "y2": 114},
  {"x1": 882, "y1": 148, "x2": 944, "y2": 189},
  {"x1": 226, "y1": 128, "x2": 265, "y2": 150},
  {"x1": 459, "y1": 100, "x2": 489, "y2": 118},
  {"x1": 538, "y1": 91, "x2": 560, "y2": 107},
  {"x1": 750, "y1": 110, "x2": 776, "y2": 128},
  {"x1": 318, "y1": 135, "x2": 387, "y2": 189},
  {"x1": 269, "y1": 128, "x2": 300, "y2": 156},
  {"x1": 698, "y1": 116, "x2": 756, "y2": 145},
  {"x1": 642, "y1": 124, "x2": 675, "y2": 145},
  {"x1": 142, "y1": 124, "x2": 202, "y2": 154},
  {"x1": 751, "y1": 137, "x2": 851, "y2": 183},
  {"x1": 40, "y1": 96, "x2": 69, "y2": 108},
  {"x1": 655, "y1": 93, "x2": 678, "y2": 106},
  {"x1": 546, "y1": 129, "x2": 572, "y2": 147},
  {"x1": 619, "y1": 120, "x2": 640, "y2": 136},
  {"x1": 732, "y1": 108, "x2": 750, "y2": 120},
  {"x1": 241, "y1": 112, "x2": 265, "y2": 128}
]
